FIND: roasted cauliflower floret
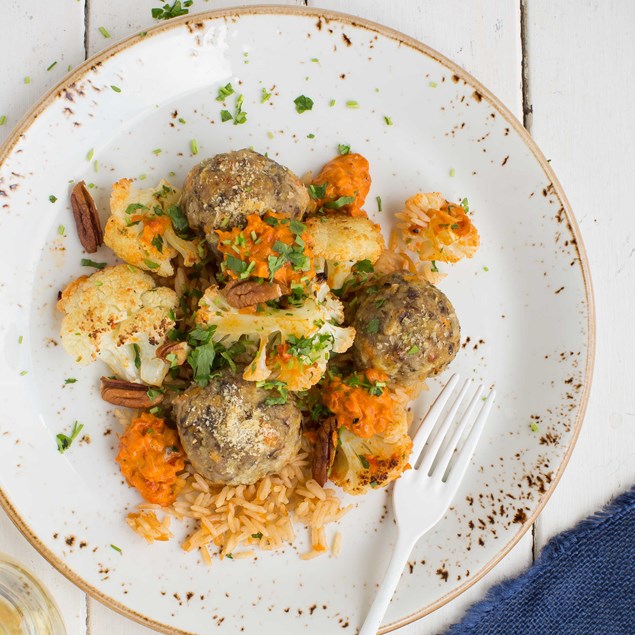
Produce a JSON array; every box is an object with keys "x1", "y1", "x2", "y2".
[
  {"x1": 305, "y1": 214, "x2": 385, "y2": 289},
  {"x1": 104, "y1": 178, "x2": 205, "y2": 277},
  {"x1": 330, "y1": 405, "x2": 412, "y2": 495},
  {"x1": 57, "y1": 264, "x2": 179, "y2": 386},
  {"x1": 395, "y1": 192, "x2": 480, "y2": 264},
  {"x1": 194, "y1": 282, "x2": 355, "y2": 390}
]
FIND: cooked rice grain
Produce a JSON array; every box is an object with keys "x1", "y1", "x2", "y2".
[{"x1": 127, "y1": 446, "x2": 350, "y2": 563}]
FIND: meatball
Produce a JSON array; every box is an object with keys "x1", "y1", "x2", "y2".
[
  {"x1": 172, "y1": 372, "x2": 301, "y2": 485},
  {"x1": 352, "y1": 271, "x2": 460, "y2": 383},
  {"x1": 181, "y1": 149, "x2": 309, "y2": 244}
]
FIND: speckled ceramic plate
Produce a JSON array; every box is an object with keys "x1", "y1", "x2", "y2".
[{"x1": 0, "y1": 7, "x2": 594, "y2": 635}]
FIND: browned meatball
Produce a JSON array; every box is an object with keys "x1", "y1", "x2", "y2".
[
  {"x1": 172, "y1": 372, "x2": 301, "y2": 485},
  {"x1": 352, "y1": 271, "x2": 460, "y2": 383},
  {"x1": 181, "y1": 149, "x2": 309, "y2": 244}
]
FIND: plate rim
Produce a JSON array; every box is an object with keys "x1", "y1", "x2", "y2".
[{"x1": 0, "y1": 5, "x2": 596, "y2": 634}]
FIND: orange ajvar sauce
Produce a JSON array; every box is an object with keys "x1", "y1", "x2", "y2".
[
  {"x1": 116, "y1": 412, "x2": 185, "y2": 506},
  {"x1": 216, "y1": 212, "x2": 315, "y2": 289},
  {"x1": 311, "y1": 153, "x2": 371, "y2": 217},
  {"x1": 322, "y1": 369, "x2": 394, "y2": 439}
]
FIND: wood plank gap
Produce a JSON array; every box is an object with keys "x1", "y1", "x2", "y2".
[
  {"x1": 520, "y1": 0, "x2": 532, "y2": 129},
  {"x1": 83, "y1": 0, "x2": 90, "y2": 60}
]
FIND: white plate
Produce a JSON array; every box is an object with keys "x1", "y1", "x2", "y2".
[{"x1": 0, "y1": 7, "x2": 593, "y2": 634}]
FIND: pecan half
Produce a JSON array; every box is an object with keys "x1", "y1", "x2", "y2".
[
  {"x1": 156, "y1": 341, "x2": 189, "y2": 366},
  {"x1": 100, "y1": 377, "x2": 163, "y2": 408},
  {"x1": 312, "y1": 416, "x2": 339, "y2": 487},
  {"x1": 70, "y1": 180, "x2": 103, "y2": 253},
  {"x1": 222, "y1": 279, "x2": 283, "y2": 309}
]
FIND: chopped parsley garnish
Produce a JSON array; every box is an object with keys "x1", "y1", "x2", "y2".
[
  {"x1": 133, "y1": 343, "x2": 141, "y2": 369},
  {"x1": 24, "y1": 76, "x2": 31, "y2": 85},
  {"x1": 311, "y1": 58, "x2": 319, "y2": 63},
  {"x1": 407, "y1": 345, "x2": 420, "y2": 355},
  {"x1": 289, "y1": 219, "x2": 306, "y2": 235},
  {"x1": 81, "y1": 258, "x2": 106, "y2": 270},
  {"x1": 49, "y1": 195, "x2": 57, "y2": 203},
  {"x1": 125, "y1": 202, "x2": 147, "y2": 214},
  {"x1": 220, "y1": 109, "x2": 232, "y2": 122},
  {"x1": 226, "y1": 553, "x2": 234, "y2": 559},
  {"x1": 261, "y1": 87, "x2": 272, "y2": 103},
  {"x1": 483, "y1": 266, "x2": 489, "y2": 272},
  {"x1": 152, "y1": 148, "x2": 162, "y2": 155},
  {"x1": 0, "y1": 116, "x2": 6, "y2": 126},
  {"x1": 18, "y1": 335, "x2": 23, "y2": 344},
  {"x1": 365, "y1": 318, "x2": 380, "y2": 334},
  {"x1": 530, "y1": 422, "x2": 539, "y2": 432},
  {"x1": 352, "y1": 259, "x2": 374, "y2": 273},
  {"x1": 343, "y1": 372, "x2": 386, "y2": 396},
  {"x1": 98, "y1": 26, "x2": 111, "y2": 39},
  {"x1": 147, "y1": 387, "x2": 164, "y2": 401},
  {"x1": 234, "y1": 94, "x2": 247, "y2": 125},
  {"x1": 376, "y1": 196, "x2": 382, "y2": 212},
  {"x1": 449, "y1": 167, "x2": 456, "y2": 177},
  {"x1": 144, "y1": 259, "x2": 160, "y2": 269},
  {"x1": 384, "y1": 116, "x2": 393, "y2": 125},
  {"x1": 191, "y1": 139, "x2": 198, "y2": 155},
  {"x1": 152, "y1": 0, "x2": 193, "y2": 20},
  {"x1": 225, "y1": 254, "x2": 248, "y2": 275},
  {"x1": 111, "y1": 85, "x2": 121, "y2": 93},
  {"x1": 429, "y1": 81, "x2": 438, "y2": 88},
  {"x1": 337, "y1": 143, "x2": 350, "y2": 155},
  {"x1": 46, "y1": 61, "x2": 57, "y2": 71},
  {"x1": 374, "y1": 298, "x2": 385, "y2": 309},
  {"x1": 251, "y1": 532, "x2": 263, "y2": 540},
  {"x1": 307, "y1": 183, "x2": 327, "y2": 200},
  {"x1": 86, "y1": 148, "x2": 94, "y2": 161},
  {"x1": 110, "y1": 544, "x2": 122, "y2": 554},
  {"x1": 19, "y1": 370, "x2": 28, "y2": 376},
  {"x1": 460, "y1": 197, "x2": 470, "y2": 213},
  {"x1": 323, "y1": 195, "x2": 355, "y2": 210},
  {"x1": 430, "y1": 261, "x2": 439, "y2": 273},
  {"x1": 216, "y1": 83, "x2": 234, "y2": 101},
  {"x1": 151, "y1": 235, "x2": 164, "y2": 252},
  {"x1": 294, "y1": 95, "x2": 314, "y2": 113},
  {"x1": 329, "y1": 99, "x2": 336, "y2": 107},
  {"x1": 56, "y1": 421, "x2": 84, "y2": 453},
  {"x1": 57, "y1": 225, "x2": 65, "y2": 236},
  {"x1": 358, "y1": 454, "x2": 370, "y2": 469},
  {"x1": 167, "y1": 204, "x2": 190, "y2": 235},
  {"x1": 64, "y1": 378, "x2": 77, "y2": 384},
  {"x1": 256, "y1": 379, "x2": 289, "y2": 405},
  {"x1": 307, "y1": 133, "x2": 315, "y2": 139},
  {"x1": 345, "y1": 100, "x2": 359, "y2": 109}
]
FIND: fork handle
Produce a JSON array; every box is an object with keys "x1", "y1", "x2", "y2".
[{"x1": 359, "y1": 532, "x2": 417, "y2": 635}]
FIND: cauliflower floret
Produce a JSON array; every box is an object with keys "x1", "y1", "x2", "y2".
[
  {"x1": 395, "y1": 192, "x2": 480, "y2": 264},
  {"x1": 195, "y1": 282, "x2": 355, "y2": 389},
  {"x1": 57, "y1": 264, "x2": 178, "y2": 386},
  {"x1": 104, "y1": 178, "x2": 205, "y2": 277},
  {"x1": 330, "y1": 406, "x2": 412, "y2": 495},
  {"x1": 305, "y1": 214, "x2": 385, "y2": 289}
]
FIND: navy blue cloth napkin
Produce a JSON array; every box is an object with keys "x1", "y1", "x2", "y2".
[{"x1": 444, "y1": 485, "x2": 635, "y2": 635}]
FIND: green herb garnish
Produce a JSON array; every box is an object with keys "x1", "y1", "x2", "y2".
[
  {"x1": 81, "y1": 258, "x2": 107, "y2": 270},
  {"x1": 294, "y1": 95, "x2": 314, "y2": 113},
  {"x1": 337, "y1": 143, "x2": 350, "y2": 155},
  {"x1": 323, "y1": 195, "x2": 355, "y2": 210},
  {"x1": 365, "y1": 318, "x2": 380, "y2": 334},
  {"x1": 216, "y1": 83, "x2": 234, "y2": 101},
  {"x1": 56, "y1": 421, "x2": 84, "y2": 453},
  {"x1": 151, "y1": 0, "x2": 193, "y2": 20}
]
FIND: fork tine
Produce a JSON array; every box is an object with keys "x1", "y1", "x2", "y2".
[
  {"x1": 410, "y1": 374, "x2": 460, "y2": 464},
  {"x1": 417, "y1": 378, "x2": 472, "y2": 476},
  {"x1": 432, "y1": 384, "x2": 484, "y2": 480},
  {"x1": 445, "y1": 389, "x2": 496, "y2": 491}
]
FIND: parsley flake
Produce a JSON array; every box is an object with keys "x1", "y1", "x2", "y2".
[
  {"x1": 366, "y1": 318, "x2": 380, "y2": 334},
  {"x1": 376, "y1": 196, "x2": 382, "y2": 212},
  {"x1": 384, "y1": 115, "x2": 393, "y2": 125},
  {"x1": 191, "y1": 139, "x2": 199, "y2": 155},
  {"x1": 337, "y1": 143, "x2": 351, "y2": 155},
  {"x1": 345, "y1": 100, "x2": 360, "y2": 109},
  {"x1": 0, "y1": 116, "x2": 6, "y2": 126},
  {"x1": 358, "y1": 454, "x2": 370, "y2": 469},
  {"x1": 110, "y1": 544, "x2": 123, "y2": 554},
  {"x1": 98, "y1": 26, "x2": 111, "y2": 39},
  {"x1": 324, "y1": 195, "x2": 355, "y2": 210},
  {"x1": 81, "y1": 258, "x2": 107, "y2": 270},
  {"x1": 111, "y1": 85, "x2": 121, "y2": 93},
  {"x1": 49, "y1": 195, "x2": 57, "y2": 203},
  {"x1": 46, "y1": 61, "x2": 57, "y2": 71},
  {"x1": 430, "y1": 261, "x2": 439, "y2": 273},
  {"x1": 152, "y1": 0, "x2": 193, "y2": 20},
  {"x1": 307, "y1": 183, "x2": 327, "y2": 200},
  {"x1": 56, "y1": 421, "x2": 84, "y2": 454},
  {"x1": 294, "y1": 95, "x2": 314, "y2": 114},
  {"x1": 261, "y1": 87, "x2": 272, "y2": 103},
  {"x1": 216, "y1": 83, "x2": 234, "y2": 101}
]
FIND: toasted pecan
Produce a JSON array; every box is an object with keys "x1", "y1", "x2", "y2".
[
  {"x1": 70, "y1": 180, "x2": 103, "y2": 253},
  {"x1": 100, "y1": 377, "x2": 163, "y2": 408},
  {"x1": 312, "y1": 416, "x2": 339, "y2": 487},
  {"x1": 222, "y1": 279, "x2": 283, "y2": 308},
  {"x1": 156, "y1": 341, "x2": 189, "y2": 366}
]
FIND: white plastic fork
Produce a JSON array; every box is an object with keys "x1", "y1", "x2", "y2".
[{"x1": 359, "y1": 374, "x2": 495, "y2": 635}]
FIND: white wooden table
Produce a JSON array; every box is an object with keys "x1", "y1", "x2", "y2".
[{"x1": 1, "y1": 1, "x2": 634, "y2": 633}]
